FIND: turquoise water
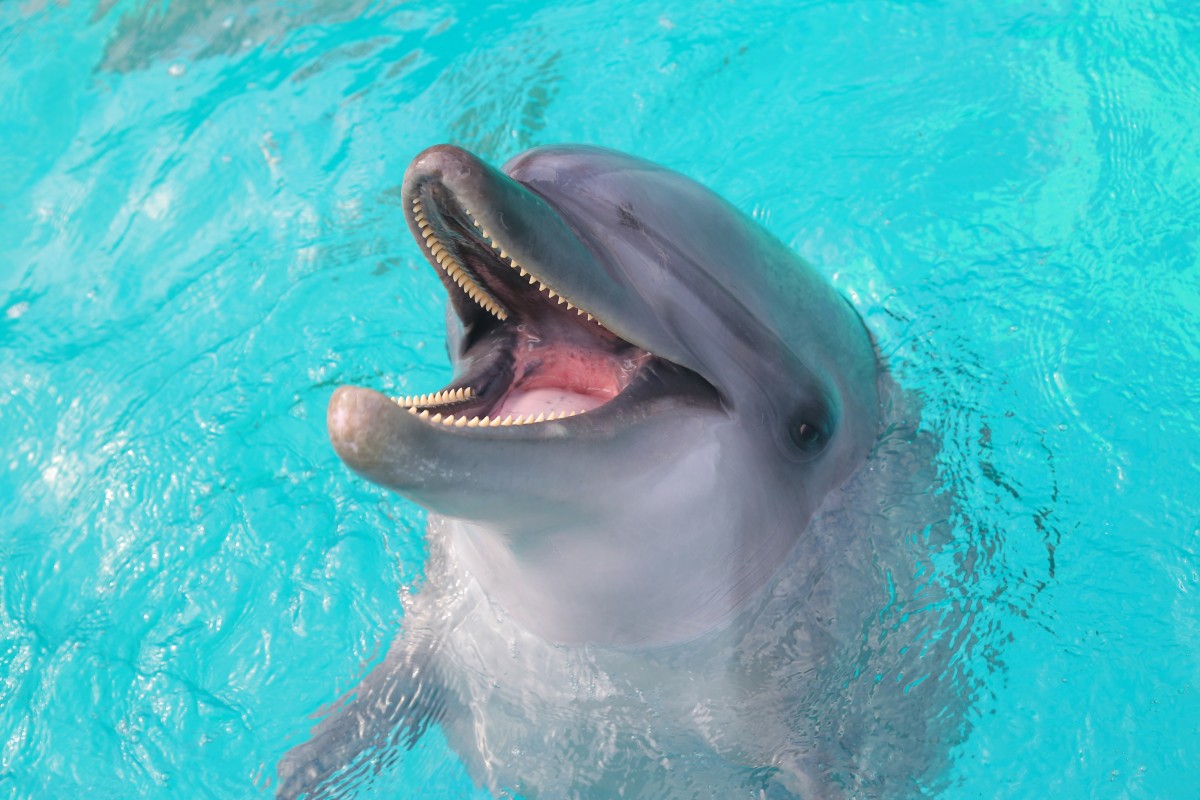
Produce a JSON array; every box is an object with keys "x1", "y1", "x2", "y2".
[{"x1": 2, "y1": 0, "x2": 1198, "y2": 797}]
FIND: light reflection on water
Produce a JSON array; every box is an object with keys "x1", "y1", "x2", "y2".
[{"x1": 1, "y1": 0, "x2": 1197, "y2": 798}]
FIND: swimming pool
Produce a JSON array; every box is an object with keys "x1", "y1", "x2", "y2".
[{"x1": 1, "y1": 0, "x2": 1197, "y2": 797}]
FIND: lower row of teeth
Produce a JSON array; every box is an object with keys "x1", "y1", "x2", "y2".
[
  {"x1": 393, "y1": 387, "x2": 474, "y2": 408},
  {"x1": 405, "y1": 407, "x2": 582, "y2": 427}
]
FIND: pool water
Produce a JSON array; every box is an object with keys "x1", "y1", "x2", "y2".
[{"x1": 2, "y1": 1, "x2": 1198, "y2": 797}]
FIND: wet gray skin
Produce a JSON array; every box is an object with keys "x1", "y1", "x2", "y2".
[
  {"x1": 278, "y1": 145, "x2": 919, "y2": 800},
  {"x1": 328, "y1": 144, "x2": 880, "y2": 647}
]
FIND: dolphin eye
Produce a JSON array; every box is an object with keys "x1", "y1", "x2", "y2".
[{"x1": 787, "y1": 411, "x2": 831, "y2": 457}]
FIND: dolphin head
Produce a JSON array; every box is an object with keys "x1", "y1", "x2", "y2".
[{"x1": 328, "y1": 145, "x2": 880, "y2": 645}]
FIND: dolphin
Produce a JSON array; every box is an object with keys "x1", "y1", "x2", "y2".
[{"x1": 278, "y1": 145, "x2": 950, "y2": 799}]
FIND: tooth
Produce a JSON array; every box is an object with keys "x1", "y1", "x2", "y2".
[
  {"x1": 455, "y1": 417, "x2": 467, "y2": 427},
  {"x1": 406, "y1": 405, "x2": 416, "y2": 414},
  {"x1": 577, "y1": 308, "x2": 586, "y2": 316},
  {"x1": 499, "y1": 416, "x2": 513, "y2": 426},
  {"x1": 466, "y1": 417, "x2": 479, "y2": 428},
  {"x1": 527, "y1": 274, "x2": 537, "y2": 284},
  {"x1": 499, "y1": 249, "x2": 508, "y2": 259},
  {"x1": 430, "y1": 413, "x2": 442, "y2": 423},
  {"x1": 586, "y1": 313, "x2": 595, "y2": 321},
  {"x1": 557, "y1": 296, "x2": 567, "y2": 305},
  {"x1": 481, "y1": 228, "x2": 490, "y2": 239},
  {"x1": 565, "y1": 301, "x2": 574, "y2": 310},
  {"x1": 518, "y1": 267, "x2": 528, "y2": 277},
  {"x1": 419, "y1": 410, "x2": 430, "y2": 420}
]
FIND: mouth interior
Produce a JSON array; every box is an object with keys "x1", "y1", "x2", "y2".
[{"x1": 395, "y1": 181, "x2": 653, "y2": 429}]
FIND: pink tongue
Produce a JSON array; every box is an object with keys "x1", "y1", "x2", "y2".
[{"x1": 494, "y1": 388, "x2": 607, "y2": 418}]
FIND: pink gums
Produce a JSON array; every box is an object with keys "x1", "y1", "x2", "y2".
[{"x1": 492, "y1": 329, "x2": 647, "y2": 418}]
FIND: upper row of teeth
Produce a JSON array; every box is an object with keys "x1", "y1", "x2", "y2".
[
  {"x1": 412, "y1": 198, "x2": 509, "y2": 321},
  {"x1": 404, "y1": 407, "x2": 582, "y2": 427},
  {"x1": 410, "y1": 196, "x2": 598, "y2": 325},
  {"x1": 462, "y1": 207, "x2": 598, "y2": 324},
  {"x1": 393, "y1": 387, "x2": 474, "y2": 408}
]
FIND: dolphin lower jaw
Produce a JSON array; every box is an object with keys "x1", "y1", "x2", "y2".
[{"x1": 328, "y1": 363, "x2": 722, "y2": 525}]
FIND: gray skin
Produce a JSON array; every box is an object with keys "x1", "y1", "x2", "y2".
[
  {"x1": 326, "y1": 144, "x2": 879, "y2": 646},
  {"x1": 278, "y1": 145, "x2": 928, "y2": 799}
]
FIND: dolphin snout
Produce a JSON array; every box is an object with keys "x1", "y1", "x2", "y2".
[
  {"x1": 327, "y1": 385, "x2": 399, "y2": 474},
  {"x1": 407, "y1": 143, "x2": 485, "y2": 186}
]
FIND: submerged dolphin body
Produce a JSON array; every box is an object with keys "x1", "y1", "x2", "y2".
[{"x1": 279, "y1": 146, "x2": 955, "y2": 798}]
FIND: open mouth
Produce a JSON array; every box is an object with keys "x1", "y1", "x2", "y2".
[{"x1": 393, "y1": 177, "x2": 669, "y2": 429}]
